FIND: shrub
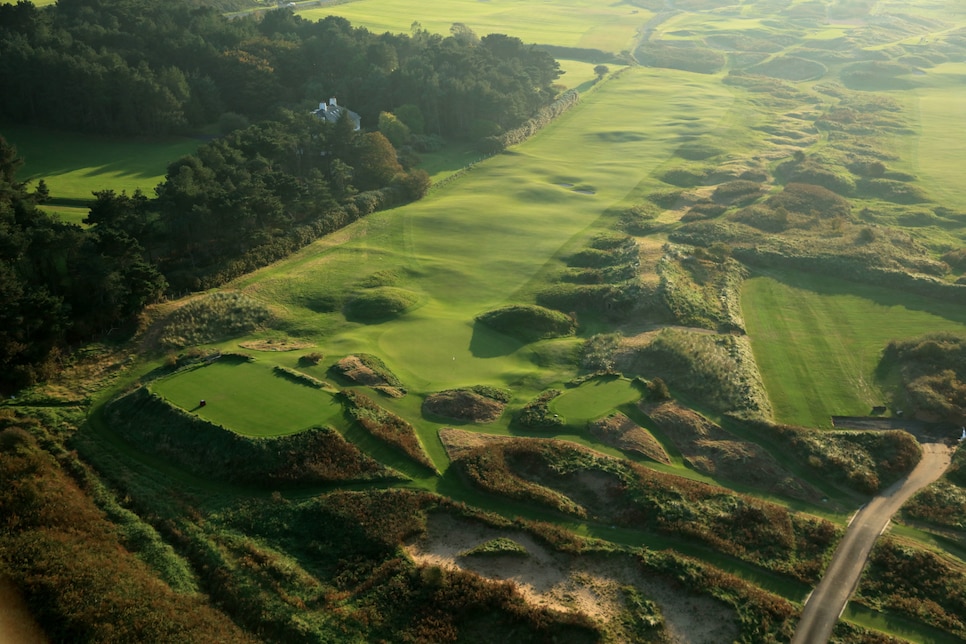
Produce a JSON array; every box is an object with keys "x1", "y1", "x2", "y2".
[
  {"x1": 272, "y1": 365, "x2": 326, "y2": 389},
  {"x1": 516, "y1": 390, "x2": 564, "y2": 429}
]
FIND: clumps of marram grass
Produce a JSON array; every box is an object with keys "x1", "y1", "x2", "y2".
[
  {"x1": 458, "y1": 537, "x2": 529, "y2": 558},
  {"x1": 475, "y1": 305, "x2": 576, "y2": 343},
  {"x1": 617, "y1": 329, "x2": 772, "y2": 418},
  {"x1": 339, "y1": 389, "x2": 435, "y2": 471},
  {"x1": 423, "y1": 386, "x2": 510, "y2": 423},
  {"x1": 297, "y1": 352, "x2": 325, "y2": 366},
  {"x1": 331, "y1": 354, "x2": 405, "y2": 397},
  {"x1": 159, "y1": 292, "x2": 274, "y2": 349}
]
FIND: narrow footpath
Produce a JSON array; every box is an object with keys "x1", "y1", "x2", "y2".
[{"x1": 792, "y1": 441, "x2": 955, "y2": 644}]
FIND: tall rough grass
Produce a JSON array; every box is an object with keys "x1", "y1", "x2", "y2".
[{"x1": 159, "y1": 292, "x2": 274, "y2": 348}]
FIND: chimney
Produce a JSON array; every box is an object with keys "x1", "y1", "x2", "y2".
[{"x1": 329, "y1": 97, "x2": 337, "y2": 106}]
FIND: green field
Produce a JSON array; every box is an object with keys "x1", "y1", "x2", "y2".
[
  {"x1": 297, "y1": 0, "x2": 646, "y2": 52},
  {"x1": 742, "y1": 271, "x2": 966, "y2": 428},
  {"x1": 912, "y1": 62, "x2": 966, "y2": 210},
  {"x1": 151, "y1": 359, "x2": 343, "y2": 437},
  {"x1": 1, "y1": 124, "x2": 199, "y2": 202}
]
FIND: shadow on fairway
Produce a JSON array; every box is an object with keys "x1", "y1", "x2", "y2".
[{"x1": 469, "y1": 321, "x2": 524, "y2": 358}]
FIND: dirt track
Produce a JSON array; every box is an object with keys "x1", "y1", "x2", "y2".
[{"x1": 791, "y1": 441, "x2": 955, "y2": 644}]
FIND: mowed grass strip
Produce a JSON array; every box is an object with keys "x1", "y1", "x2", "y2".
[
  {"x1": 2, "y1": 123, "x2": 199, "y2": 201},
  {"x1": 152, "y1": 360, "x2": 343, "y2": 437},
  {"x1": 912, "y1": 62, "x2": 966, "y2": 211},
  {"x1": 297, "y1": 0, "x2": 647, "y2": 52},
  {"x1": 742, "y1": 271, "x2": 966, "y2": 428}
]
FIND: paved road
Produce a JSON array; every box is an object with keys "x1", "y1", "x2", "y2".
[{"x1": 792, "y1": 441, "x2": 954, "y2": 644}]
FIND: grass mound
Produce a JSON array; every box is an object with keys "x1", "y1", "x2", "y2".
[
  {"x1": 422, "y1": 386, "x2": 510, "y2": 424},
  {"x1": 475, "y1": 305, "x2": 576, "y2": 343},
  {"x1": 158, "y1": 292, "x2": 273, "y2": 348},
  {"x1": 617, "y1": 329, "x2": 772, "y2": 418},
  {"x1": 344, "y1": 287, "x2": 421, "y2": 322},
  {"x1": 105, "y1": 388, "x2": 398, "y2": 485},
  {"x1": 636, "y1": 43, "x2": 725, "y2": 74}
]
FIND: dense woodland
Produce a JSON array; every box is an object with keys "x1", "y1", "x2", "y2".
[
  {"x1": 0, "y1": 0, "x2": 565, "y2": 389},
  {"x1": 0, "y1": 0, "x2": 561, "y2": 140}
]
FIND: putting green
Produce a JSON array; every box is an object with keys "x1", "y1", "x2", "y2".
[
  {"x1": 550, "y1": 377, "x2": 641, "y2": 423},
  {"x1": 743, "y1": 272, "x2": 966, "y2": 428},
  {"x1": 152, "y1": 359, "x2": 343, "y2": 437}
]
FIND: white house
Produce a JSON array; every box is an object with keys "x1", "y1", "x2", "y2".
[{"x1": 313, "y1": 98, "x2": 361, "y2": 131}]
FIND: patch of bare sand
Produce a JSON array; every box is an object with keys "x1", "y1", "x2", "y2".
[
  {"x1": 405, "y1": 513, "x2": 738, "y2": 644},
  {"x1": 0, "y1": 577, "x2": 47, "y2": 644}
]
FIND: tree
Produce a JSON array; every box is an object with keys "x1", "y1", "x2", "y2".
[
  {"x1": 378, "y1": 111, "x2": 412, "y2": 148},
  {"x1": 594, "y1": 64, "x2": 610, "y2": 80},
  {"x1": 351, "y1": 132, "x2": 402, "y2": 191}
]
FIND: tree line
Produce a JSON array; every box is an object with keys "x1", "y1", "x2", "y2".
[{"x1": 0, "y1": 0, "x2": 562, "y2": 142}]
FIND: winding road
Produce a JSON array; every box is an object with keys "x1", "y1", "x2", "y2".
[{"x1": 791, "y1": 441, "x2": 955, "y2": 644}]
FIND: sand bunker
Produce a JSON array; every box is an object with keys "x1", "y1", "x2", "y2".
[{"x1": 405, "y1": 513, "x2": 738, "y2": 644}]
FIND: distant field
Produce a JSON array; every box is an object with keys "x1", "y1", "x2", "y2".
[
  {"x1": 39, "y1": 204, "x2": 89, "y2": 226},
  {"x1": 1, "y1": 124, "x2": 198, "y2": 202},
  {"x1": 152, "y1": 360, "x2": 343, "y2": 437},
  {"x1": 297, "y1": 0, "x2": 646, "y2": 52},
  {"x1": 742, "y1": 272, "x2": 966, "y2": 428}
]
